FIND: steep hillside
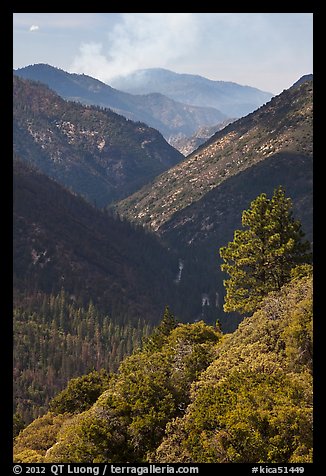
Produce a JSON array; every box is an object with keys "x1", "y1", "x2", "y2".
[
  {"x1": 110, "y1": 67, "x2": 273, "y2": 117},
  {"x1": 13, "y1": 159, "x2": 179, "y2": 322},
  {"x1": 158, "y1": 152, "x2": 312, "y2": 330},
  {"x1": 160, "y1": 152, "x2": 313, "y2": 247},
  {"x1": 13, "y1": 158, "x2": 183, "y2": 422},
  {"x1": 15, "y1": 64, "x2": 226, "y2": 141},
  {"x1": 116, "y1": 78, "x2": 312, "y2": 330},
  {"x1": 13, "y1": 75, "x2": 184, "y2": 207},
  {"x1": 117, "y1": 79, "x2": 312, "y2": 231}
]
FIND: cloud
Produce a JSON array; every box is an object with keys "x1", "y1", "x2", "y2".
[
  {"x1": 70, "y1": 13, "x2": 199, "y2": 82},
  {"x1": 14, "y1": 13, "x2": 104, "y2": 30},
  {"x1": 63, "y1": 13, "x2": 312, "y2": 92},
  {"x1": 29, "y1": 25, "x2": 39, "y2": 32}
]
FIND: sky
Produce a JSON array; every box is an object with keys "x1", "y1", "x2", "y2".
[{"x1": 13, "y1": 13, "x2": 313, "y2": 94}]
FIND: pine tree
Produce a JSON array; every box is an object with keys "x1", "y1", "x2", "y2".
[
  {"x1": 143, "y1": 306, "x2": 178, "y2": 352},
  {"x1": 220, "y1": 186, "x2": 311, "y2": 315}
]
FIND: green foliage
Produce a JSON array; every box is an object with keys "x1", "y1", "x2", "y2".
[
  {"x1": 15, "y1": 277, "x2": 312, "y2": 464},
  {"x1": 42, "y1": 317, "x2": 221, "y2": 463},
  {"x1": 111, "y1": 351, "x2": 177, "y2": 459},
  {"x1": 290, "y1": 263, "x2": 313, "y2": 280},
  {"x1": 154, "y1": 275, "x2": 313, "y2": 463},
  {"x1": 49, "y1": 370, "x2": 111, "y2": 415},
  {"x1": 44, "y1": 411, "x2": 128, "y2": 463},
  {"x1": 143, "y1": 306, "x2": 178, "y2": 352},
  {"x1": 13, "y1": 413, "x2": 71, "y2": 462},
  {"x1": 282, "y1": 298, "x2": 313, "y2": 372},
  {"x1": 181, "y1": 371, "x2": 311, "y2": 463},
  {"x1": 164, "y1": 321, "x2": 221, "y2": 401},
  {"x1": 220, "y1": 187, "x2": 311, "y2": 314},
  {"x1": 14, "y1": 449, "x2": 45, "y2": 463}
]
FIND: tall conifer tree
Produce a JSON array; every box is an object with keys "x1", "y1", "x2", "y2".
[{"x1": 220, "y1": 186, "x2": 311, "y2": 315}]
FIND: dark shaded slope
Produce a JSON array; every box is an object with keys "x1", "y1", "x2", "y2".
[
  {"x1": 116, "y1": 78, "x2": 313, "y2": 331},
  {"x1": 159, "y1": 152, "x2": 312, "y2": 332},
  {"x1": 161, "y1": 152, "x2": 312, "y2": 246},
  {"x1": 13, "y1": 159, "x2": 179, "y2": 323}
]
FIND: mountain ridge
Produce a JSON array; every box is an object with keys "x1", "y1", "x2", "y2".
[
  {"x1": 110, "y1": 67, "x2": 273, "y2": 117},
  {"x1": 116, "y1": 78, "x2": 313, "y2": 231},
  {"x1": 15, "y1": 64, "x2": 227, "y2": 142},
  {"x1": 13, "y1": 74, "x2": 184, "y2": 207},
  {"x1": 115, "y1": 77, "x2": 313, "y2": 330}
]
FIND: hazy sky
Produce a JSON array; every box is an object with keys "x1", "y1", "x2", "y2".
[{"x1": 13, "y1": 13, "x2": 313, "y2": 94}]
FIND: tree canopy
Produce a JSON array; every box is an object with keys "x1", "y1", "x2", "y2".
[
  {"x1": 154, "y1": 275, "x2": 313, "y2": 463},
  {"x1": 13, "y1": 275, "x2": 313, "y2": 463},
  {"x1": 220, "y1": 186, "x2": 311, "y2": 315}
]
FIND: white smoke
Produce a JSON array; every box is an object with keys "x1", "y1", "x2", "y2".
[{"x1": 70, "y1": 13, "x2": 199, "y2": 83}]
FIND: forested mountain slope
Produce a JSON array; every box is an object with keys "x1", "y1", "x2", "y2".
[
  {"x1": 13, "y1": 159, "x2": 183, "y2": 423},
  {"x1": 13, "y1": 75, "x2": 183, "y2": 207},
  {"x1": 13, "y1": 159, "x2": 179, "y2": 321},
  {"x1": 12, "y1": 74, "x2": 313, "y2": 450},
  {"x1": 116, "y1": 78, "x2": 312, "y2": 330},
  {"x1": 14, "y1": 274, "x2": 313, "y2": 463},
  {"x1": 154, "y1": 274, "x2": 313, "y2": 463}
]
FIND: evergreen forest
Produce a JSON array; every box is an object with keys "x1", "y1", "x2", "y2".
[
  {"x1": 12, "y1": 71, "x2": 313, "y2": 465},
  {"x1": 14, "y1": 187, "x2": 313, "y2": 463},
  {"x1": 14, "y1": 272, "x2": 313, "y2": 463}
]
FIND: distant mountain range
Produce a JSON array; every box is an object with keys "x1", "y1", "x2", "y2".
[
  {"x1": 169, "y1": 119, "x2": 237, "y2": 156},
  {"x1": 13, "y1": 74, "x2": 183, "y2": 207},
  {"x1": 110, "y1": 68, "x2": 273, "y2": 117},
  {"x1": 15, "y1": 64, "x2": 227, "y2": 143}
]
